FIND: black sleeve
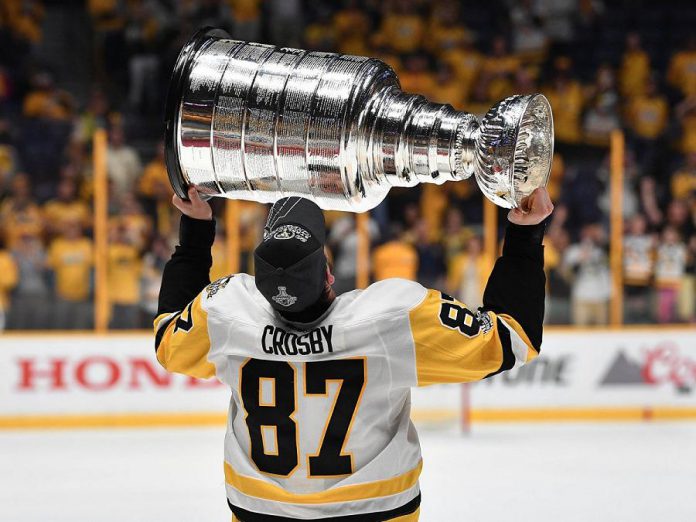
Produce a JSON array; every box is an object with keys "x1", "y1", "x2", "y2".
[
  {"x1": 157, "y1": 215, "x2": 216, "y2": 316},
  {"x1": 482, "y1": 221, "x2": 546, "y2": 350}
]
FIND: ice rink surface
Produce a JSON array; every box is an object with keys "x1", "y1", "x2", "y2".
[{"x1": 1, "y1": 422, "x2": 695, "y2": 522}]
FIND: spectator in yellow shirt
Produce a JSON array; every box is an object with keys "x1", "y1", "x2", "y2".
[
  {"x1": 0, "y1": 237, "x2": 18, "y2": 331},
  {"x1": 440, "y1": 38, "x2": 481, "y2": 105},
  {"x1": 426, "y1": 2, "x2": 471, "y2": 57},
  {"x1": 108, "y1": 225, "x2": 142, "y2": 329},
  {"x1": 671, "y1": 152, "x2": 696, "y2": 201},
  {"x1": 47, "y1": 219, "x2": 94, "y2": 329},
  {"x1": 138, "y1": 141, "x2": 173, "y2": 236},
  {"x1": 22, "y1": 72, "x2": 73, "y2": 121},
  {"x1": 304, "y1": 10, "x2": 337, "y2": 51},
  {"x1": 544, "y1": 58, "x2": 584, "y2": 145},
  {"x1": 0, "y1": 173, "x2": 44, "y2": 248},
  {"x1": 110, "y1": 193, "x2": 152, "y2": 252},
  {"x1": 626, "y1": 77, "x2": 669, "y2": 141},
  {"x1": 668, "y1": 37, "x2": 696, "y2": 97},
  {"x1": 43, "y1": 178, "x2": 91, "y2": 238},
  {"x1": 229, "y1": 0, "x2": 262, "y2": 42},
  {"x1": 476, "y1": 37, "x2": 520, "y2": 102},
  {"x1": 675, "y1": 95, "x2": 696, "y2": 155},
  {"x1": 430, "y1": 62, "x2": 466, "y2": 110},
  {"x1": 447, "y1": 236, "x2": 492, "y2": 310},
  {"x1": 373, "y1": 0, "x2": 424, "y2": 54},
  {"x1": 619, "y1": 33, "x2": 650, "y2": 98},
  {"x1": 399, "y1": 53, "x2": 436, "y2": 98},
  {"x1": 441, "y1": 207, "x2": 474, "y2": 263},
  {"x1": 371, "y1": 225, "x2": 418, "y2": 282},
  {"x1": 333, "y1": 0, "x2": 371, "y2": 56}
]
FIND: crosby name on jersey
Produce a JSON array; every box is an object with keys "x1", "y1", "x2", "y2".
[{"x1": 153, "y1": 212, "x2": 546, "y2": 521}]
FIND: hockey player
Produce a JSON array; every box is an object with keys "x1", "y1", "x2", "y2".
[{"x1": 154, "y1": 187, "x2": 553, "y2": 521}]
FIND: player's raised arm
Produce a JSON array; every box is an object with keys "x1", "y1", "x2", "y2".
[
  {"x1": 408, "y1": 188, "x2": 553, "y2": 386},
  {"x1": 153, "y1": 187, "x2": 216, "y2": 378}
]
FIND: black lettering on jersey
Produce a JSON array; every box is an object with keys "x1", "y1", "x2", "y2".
[
  {"x1": 261, "y1": 325, "x2": 274, "y2": 354},
  {"x1": 305, "y1": 358, "x2": 365, "y2": 476},
  {"x1": 173, "y1": 302, "x2": 194, "y2": 333},
  {"x1": 240, "y1": 359, "x2": 298, "y2": 476},
  {"x1": 259, "y1": 325, "x2": 334, "y2": 356},
  {"x1": 438, "y1": 292, "x2": 481, "y2": 338},
  {"x1": 240, "y1": 358, "x2": 365, "y2": 478}
]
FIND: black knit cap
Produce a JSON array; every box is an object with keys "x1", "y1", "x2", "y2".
[{"x1": 254, "y1": 197, "x2": 327, "y2": 313}]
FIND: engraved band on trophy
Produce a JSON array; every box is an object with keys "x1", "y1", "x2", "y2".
[{"x1": 165, "y1": 28, "x2": 554, "y2": 211}]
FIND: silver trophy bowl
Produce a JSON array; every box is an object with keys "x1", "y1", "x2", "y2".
[{"x1": 165, "y1": 28, "x2": 553, "y2": 211}]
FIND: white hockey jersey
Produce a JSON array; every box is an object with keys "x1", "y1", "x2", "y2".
[{"x1": 154, "y1": 274, "x2": 538, "y2": 520}]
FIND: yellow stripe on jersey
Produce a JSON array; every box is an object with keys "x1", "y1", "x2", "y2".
[
  {"x1": 224, "y1": 460, "x2": 422, "y2": 505},
  {"x1": 408, "y1": 290, "x2": 537, "y2": 386},
  {"x1": 154, "y1": 294, "x2": 215, "y2": 379}
]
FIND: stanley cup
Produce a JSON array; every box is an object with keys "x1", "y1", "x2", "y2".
[{"x1": 165, "y1": 28, "x2": 554, "y2": 211}]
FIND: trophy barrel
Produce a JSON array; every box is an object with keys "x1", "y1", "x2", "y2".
[{"x1": 165, "y1": 27, "x2": 399, "y2": 212}]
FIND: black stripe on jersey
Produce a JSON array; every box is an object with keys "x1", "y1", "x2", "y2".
[
  {"x1": 154, "y1": 313, "x2": 178, "y2": 353},
  {"x1": 228, "y1": 493, "x2": 420, "y2": 522},
  {"x1": 484, "y1": 318, "x2": 515, "y2": 379}
]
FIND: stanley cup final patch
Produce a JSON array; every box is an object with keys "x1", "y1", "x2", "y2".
[
  {"x1": 272, "y1": 286, "x2": 298, "y2": 307},
  {"x1": 271, "y1": 224, "x2": 310, "y2": 242}
]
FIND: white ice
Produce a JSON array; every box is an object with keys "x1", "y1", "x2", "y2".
[{"x1": 1, "y1": 423, "x2": 695, "y2": 521}]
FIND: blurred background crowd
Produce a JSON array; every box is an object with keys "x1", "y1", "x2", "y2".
[{"x1": 0, "y1": 0, "x2": 694, "y2": 330}]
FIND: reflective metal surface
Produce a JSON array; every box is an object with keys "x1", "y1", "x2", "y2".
[{"x1": 166, "y1": 29, "x2": 554, "y2": 210}]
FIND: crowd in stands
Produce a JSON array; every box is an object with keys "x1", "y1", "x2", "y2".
[{"x1": 0, "y1": 0, "x2": 694, "y2": 330}]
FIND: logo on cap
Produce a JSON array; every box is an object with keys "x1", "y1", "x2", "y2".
[
  {"x1": 271, "y1": 224, "x2": 310, "y2": 242},
  {"x1": 272, "y1": 286, "x2": 297, "y2": 307}
]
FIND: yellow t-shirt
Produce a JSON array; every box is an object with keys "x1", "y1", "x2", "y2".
[
  {"x1": 441, "y1": 48, "x2": 482, "y2": 99},
  {"x1": 110, "y1": 214, "x2": 152, "y2": 251},
  {"x1": 668, "y1": 50, "x2": 696, "y2": 96},
  {"x1": 680, "y1": 112, "x2": 696, "y2": 154},
  {"x1": 426, "y1": 23, "x2": 470, "y2": 55},
  {"x1": 108, "y1": 243, "x2": 142, "y2": 305},
  {"x1": 43, "y1": 200, "x2": 91, "y2": 233},
  {"x1": 447, "y1": 253, "x2": 491, "y2": 304},
  {"x1": 430, "y1": 79, "x2": 466, "y2": 110},
  {"x1": 671, "y1": 168, "x2": 696, "y2": 199},
  {"x1": 138, "y1": 159, "x2": 171, "y2": 198},
  {"x1": 620, "y1": 50, "x2": 650, "y2": 97},
  {"x1": 420, "y1": 185, "x2": 448, "y2": 243},
  {"x1": 0, "y1": 250, "x2": 18, "y2": 310},
  {"x1": 372, "y1": 241, "x2": 418, "y2": 281},
  {"x1": 47, "y1": 237, "x2": 93, "y2": 301},
  {"x1": 544, "y1": 81, "x2": 584, "y2": 144},
  {"x1": 0, "y1": 201, "x2": 44, "y2": 248},
  {"x1": 628, "y1": 95, "x2": 668, "y2": 139},
  {"x1": 334, "y1": 8, "x2": 369, "y2": 52},
  {"x1": 479, "y1": 55, "x2": 520, "y2": 101},
  {"x1": 547, "y1": 153, "x2": 565, "y2": 202},
  {"x1": 22, "y1": 91, "x2": 70, "y2": 120},
  {"x1": 227, "y1": 0, "x2": 261, "y2": 21},
  {"x1": 399, "y1": 71, "x2": 437, "y2": 98},
  {"x1": 375, "y1": 14, "x2": 424, "y2": 53}
]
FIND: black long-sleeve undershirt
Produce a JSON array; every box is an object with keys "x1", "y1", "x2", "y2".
[
  {"x1": 482, "y1": 222, "x2": 546, "y2": 350},
  {"x1": 157, "y1": 215, "x2": 217, "y2": 317}
]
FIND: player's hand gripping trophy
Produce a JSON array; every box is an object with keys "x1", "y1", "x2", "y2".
[{"x1": 165, "y1": 28, "x2": 554, "y2": 212}]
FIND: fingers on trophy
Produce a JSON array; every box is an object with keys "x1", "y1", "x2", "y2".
[{"x1": 165, "y1": 28, "x2": 554, "y2": 212}]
